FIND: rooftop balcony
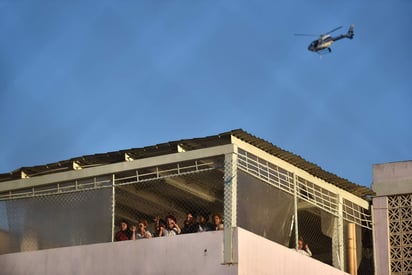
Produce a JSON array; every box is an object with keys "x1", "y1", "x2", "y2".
[{"x1": 0, "y1": 227, "x2": 349, "y2": 275}]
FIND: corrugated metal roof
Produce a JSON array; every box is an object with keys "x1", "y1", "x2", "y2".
[
  {"x1": 0, "y1": 129, "x2": 374, "y2": 198},
  {"x1": 228, "y1": 129, "x2": 374, "y2": 198}
]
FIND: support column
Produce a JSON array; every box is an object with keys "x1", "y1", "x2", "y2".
[
  {"x1": 294, "y1": 175, "x2": 299, "y2": 251},
  {"x1": 372, "y1": 196, "x2": 390, "y2": 275},
  {"x1": 223, "y1": 148, "x2": 237, "y2": 264},
  {"x1": 111, "y1": 174, "x2": 116, "y2": 242},
  {"x1": 333, "y1": 194, "x2": 345, "y2": 271}
]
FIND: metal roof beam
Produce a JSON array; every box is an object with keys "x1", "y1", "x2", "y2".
[
  {"x1": 0, "y1": 144, "x2": 235, "y2": 193},
  {"x1": 118, "y1": 185, "x2": 187, "y2": 215},
  {"x1": 164, "y1": 177, "x2": 220, "y2": 203}
]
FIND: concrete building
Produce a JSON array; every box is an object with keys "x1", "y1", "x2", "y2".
[
  {"x1": 372, "y1": 161, "x2": 412, "y2": 275},
  {"x1": 0, "y1": 129, "x2": 374, "y2": 274}
]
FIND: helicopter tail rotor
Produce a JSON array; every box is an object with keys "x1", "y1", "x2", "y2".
[{"x1": 346, "y1": 24, "x2": 355, "y2": 39}]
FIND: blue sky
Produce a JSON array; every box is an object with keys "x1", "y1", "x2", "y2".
[{"x1": 1, "y1": 0, "x2": 411, "y2": 188}]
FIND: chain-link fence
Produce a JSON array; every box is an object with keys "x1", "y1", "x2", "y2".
[
  {"x1": 0, "y1": 188, "x2": 112, "y2": 254},
  {"x1": 114, "y1": 169, "x2": 224, "y2": 238},
  {"x1": 0, "y1": 156, "x2": 226, "y2": 254},
  {"x1": 237, "y1": 170, "x2": 294, "y2": 246}
]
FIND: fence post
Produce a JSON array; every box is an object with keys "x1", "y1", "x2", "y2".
[
  {"x1": 294, "y1": 174, "x2": 299, "y2": 251},
  {"x1": 332, "y1": 194, "x2": 345, "y2": 271},
  {"x1": 223, "y1": 146, "x2": 237, "y2": 264},
  {"x1": 111, "y1": 173, "x2": 116, "y2": 242}
]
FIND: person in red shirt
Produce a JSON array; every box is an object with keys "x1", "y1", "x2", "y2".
[{"x1": 115, "y1": 220, "x2": 132, "y2": 241}]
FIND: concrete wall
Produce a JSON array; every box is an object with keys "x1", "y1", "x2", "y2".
[
  {"x1": 0, "y1": 228, "x2": 348, "y2": 275},
  {"x1": 0, "y1": 230, "x2": 236, "y2": 275},
  {"x1": 373, "y1": 161, "x2": 412, "y2": 196},
  {"x1": 236, "y1": 228, "x2": 348, "y2": 275}
]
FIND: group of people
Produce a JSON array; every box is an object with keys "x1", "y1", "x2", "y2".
[
  {"x1": 115, "y1": 211, "x2": 313, "y2": 258},
  {"x1": 115, "y1": 212, "x2": 224, "y2": 241}
]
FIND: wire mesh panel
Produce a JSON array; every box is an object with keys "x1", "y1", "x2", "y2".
[
  {"x1": 237, "y1": 170, "x2": 294, "y2": 246},
  {"x1": 296, "y1": 176, "x2": 338, "y2": 216},
  {"x1": 0, "y1": 188, "x2": 112, "y2": 254},
  {"x1": 114, "y1": 169, "x2": 224, "y2": 237},
  {"x1": 289, "y1": 207, "x2": 336, "y2": 265}
]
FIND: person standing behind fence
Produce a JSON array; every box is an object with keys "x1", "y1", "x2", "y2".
[
  {"x1": 181, "y1": 212, "x2": 197, "y2": 234},
  {"x1": 154, "y1": 217, "x2": 167, "y2": 237},
  {"x1": 297, "y1": 237, "x2": 312, "y2": 257},
  {"x1": 196, "y1": 213, "x2": 213, "y2": 232},
  {"x1": 115, "y1": 220, "x2": 132, "y2": 241},
  {"x1": 153, "y1": 216, "x2": 165, "y2": 237},
  {"x1": 131, "y1": 219, "x2": 152, "y2": 240},
  {"x1": 160, "y1": 215, "x2": 181, "y2": 236},
  {"x1": 212, "y1": 213, "x2": 224, "y2": 231}
]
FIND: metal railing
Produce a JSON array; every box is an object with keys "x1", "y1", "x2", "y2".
[{"x1": 237, "y1": 148, "x2": 372, "y2": 229}]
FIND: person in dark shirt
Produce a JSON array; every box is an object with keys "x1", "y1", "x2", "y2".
[
  {"x1": 196, "y1": 213, "x2": 213, "y2": 232},
  {"x1": 181, "y1": 212, "x2": 197, "y2": 234},
  {"x1": 115, "y1": 220, "x2": 132, "y2": 241},
  {"x1": 153, "y1": 216, "x2": 167, "y2": 237}
]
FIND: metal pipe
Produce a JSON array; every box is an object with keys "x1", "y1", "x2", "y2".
[
  {"x1": 294, "y1": 174, "x2": 299, "y2": 251},
  {"x1": 348, "y1": 223, "x2": 357, "y2": 275},
  {"x1": 111, "y1": 174, "x2": 115, "y2": 242}
]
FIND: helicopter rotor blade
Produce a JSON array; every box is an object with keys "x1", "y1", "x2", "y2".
[
  {"x1": 293, "y1": 33, "x2": 319, "y2": 37},
  {"x1": 325, "y1": 26, "x2": 343, "y2": 35}
]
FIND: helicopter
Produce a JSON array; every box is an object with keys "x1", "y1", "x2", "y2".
[{"x1": 295, "y1": 24, "x2": 354, "y2": 54}]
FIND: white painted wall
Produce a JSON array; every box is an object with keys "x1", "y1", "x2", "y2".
[
  {"x1": 0, "y1": 231, "x2": 236, "y2": 275},
  {"x1": 373, "y1": 161, "x2": 412, "y2": 196},
  {"x1": 236, "y1": 228, "x2": 348, "y2": 275},
  {"x1": 0, "y1": 228, "x2": 348, "y2": 275}
]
